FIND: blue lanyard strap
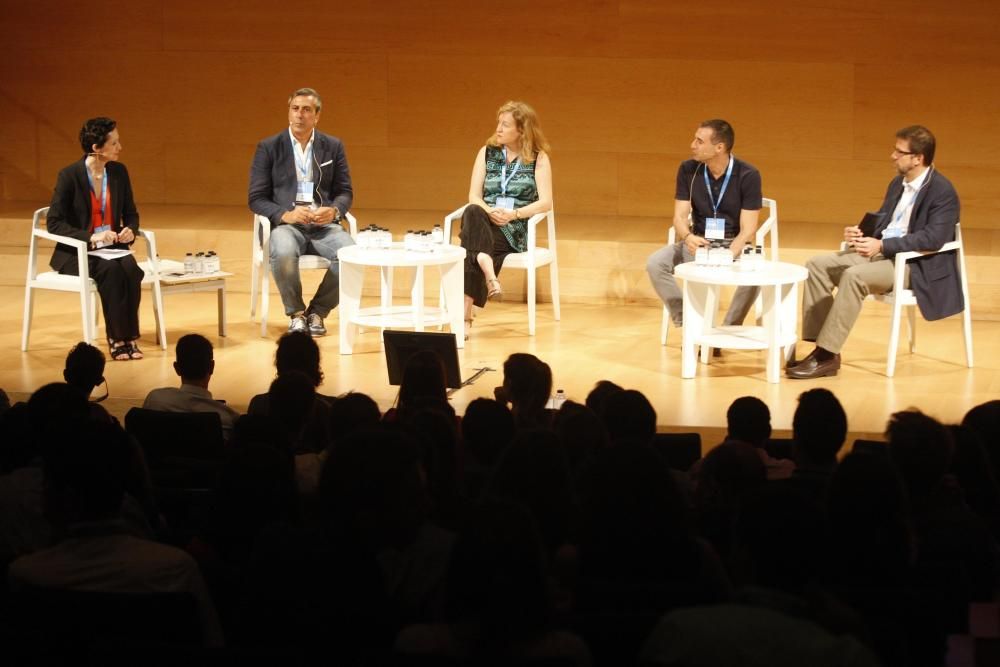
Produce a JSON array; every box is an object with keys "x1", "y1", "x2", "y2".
[
  {"x1": 500, "y1": 146, "x2": 521, "y2": 197},
  {"x1": 703, "y1": 155, "x2": 734, "y2": 217},
  {"x1": 86, "y1": 167, "x2": 108, "y2": 216}
]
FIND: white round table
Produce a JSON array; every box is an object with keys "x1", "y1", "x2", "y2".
[
  {"x1": 337, "y1": 243, "x2": 466, "y2": 354},
  {"x1": 675, "y1": 260, "x2": 809, "y2": 383}
]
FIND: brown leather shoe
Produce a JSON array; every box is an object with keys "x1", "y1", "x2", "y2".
[{"x1": 786, "y1": 351, "x2": 841, "y2": 379}]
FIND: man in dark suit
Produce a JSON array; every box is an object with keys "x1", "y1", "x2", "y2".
[
  {"x1": 789, "y1": 125, "x2": 962, "y2": 379},
  {"x1": 248, "y1": 87, "x2": 354, "y2": 336}
]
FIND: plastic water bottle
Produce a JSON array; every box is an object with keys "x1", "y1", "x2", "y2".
[
  {"x1": 184, "y1": 253, "x2": 194, "y2": 274},
  {"x1": 549, "y1": 389, "x2": 567, "y2": 410},
  {"x1": 431, "y1": 224, "x2": 443, "y2": 244},
  {"x1": 695, "y1": 246, "x2": 709, "y2": 266}
]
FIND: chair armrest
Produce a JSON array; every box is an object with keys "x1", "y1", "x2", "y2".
[
  {"x1": 525, "y1": 211, "x2": 549, "y2": 252},
  {"x1": 443, "y1": 204, "x2": 469, "y2": 244},
  {"x1": 254, "y1": 214, "x2": 271, "y2": 248},
  {"x1": 345, "y1": 211, "x2": 358, "y2": 239},
  {"x1": 33, "y1": 227, "x2": 88, "y2": 248},
  {"x1": 138, "y1": 229, "x2": 161, "y2": 277}
]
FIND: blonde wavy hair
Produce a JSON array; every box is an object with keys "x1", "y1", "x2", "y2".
[{"x1": 486, "y1": 100, "x2": 550, "y2": 165}]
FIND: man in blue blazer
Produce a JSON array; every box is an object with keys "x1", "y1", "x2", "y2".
[
  {"x1": 789, "y1": 125, "x2": 962, "y2": 379},
  {"x1": 249, "y1": 87, "x2": 354, "y2": 336}
]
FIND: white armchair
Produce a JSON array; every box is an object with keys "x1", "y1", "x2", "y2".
[
  {"x1": 22, "y1": 206, "x2": 166, "y2": 351},
  {"x1": 857, "y1": 223, "x2": 973, "y2": 377},
  {"x1": 443, "y1": 204, "x2": 560, "y2": 336}
]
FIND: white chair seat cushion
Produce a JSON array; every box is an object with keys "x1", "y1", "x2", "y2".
[
  {"x1": 504, "y1": 248, "x2": 554, "y2": 269},
  {"x1": 31, "y1": 272, "x2": 96, "y2": 291}
]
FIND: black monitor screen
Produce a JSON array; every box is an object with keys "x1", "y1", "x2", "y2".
[{"x1": 383, "y1": 330, "x2": 462, "y2": 389}]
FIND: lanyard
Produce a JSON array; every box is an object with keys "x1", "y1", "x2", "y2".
[
  {"x1": 293, "y1": 136, "x2": 313, "y2": 181},
  {"x1": 500, "y1": 146, "x2": 521, "y2": 196},
  {"x1": 86, "y1": 167, "x2": 108, "y2": 217},
  {"x1": 703, "y1": 155, "x2": 734, "y2": 217}
]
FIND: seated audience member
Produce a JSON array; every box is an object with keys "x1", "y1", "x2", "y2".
[
  {"x1": 726, "y1": 395, "x2": 794, "y2": 480},
  {"x1": 947, "y1": 424, "x2": 1000, "y2": 541},
  {"x1": 691, "y1": 440, "x2": 766, "y2": 571},
  {"x1": 460, "y1": 397, "x2": 515, "y2": 499},
  {"x1": 400, "y1": 405, "x2": 465, "y2": 531},
  {"x1": 248, "y1": 331, "x2": 333, "y2": 453},
  {"x1": 600, "y1": 389, "x2": 657, "y2": 446},
  {"x1": 788, "y1": 388, "x2": 847, "y2": 501},
  {"x1": 63, "y1": 342, "x2": 108, "y2": 403},
  {"x1": 486, "y1": 429, "x2": 575, "y2": 557},
  {"x1": 551, "y1": 400, "x2": 610, "y2": 479},
  {"x1": 642, "y1": 483, "x2": 880, "y2": 667},
  {"x1": 494, "y1": 353, "x2": 552, "y2": 429},
  {"x1": 962, "y1": 400, "x2": 1000, "y2": 484},
  {"x1": 575, "y1": 443, "x2": 730, "y2": 664},
  {"x1": 235, "y1": 427, "x2": 416, "y2": 656},
  {"x1": 187, "y1": 439, "x2": 298, "y2": 636},
  {"x1": 328, "y1": 391, "x2": 382, "y2": 449},
  {"x1": 826, "y1": 451, "x2": 935, "y2": 667},
  {"x1": 0, "y1": 388, "x2": 10, "y2": 415},
  {"x1": 886, "y1": 410, "x2": 998, "y2": 604},
  {"x1": 584, "y1": 379, "x2": 623, "y2": 415},
  {"x1": 142, "y1": 333, "x2": 239, "y2": 439},
  {"x1": 395, "y1": 499, "x2": 589, "y2": 666},
  {"x1": 7, "y1": 419, "x2": 221, "y2": 646},
  {"x1": 384, "y1": 349, "x2": 455, "y2": 423}
]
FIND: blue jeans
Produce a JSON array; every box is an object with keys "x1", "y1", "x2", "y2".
[{"x1": 269, "y1": 222, "x2": 355, "y2": 317}]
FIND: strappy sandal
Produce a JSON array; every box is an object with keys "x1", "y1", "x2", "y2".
[
  {"x1": 464, "y1": 318, "x2": 473, "y2": 341},
  {"x1": 487, "y1": 278, "x2": 503, "y2": 302},
  {"x1": 108, "y1": 340, "x2": 131, "y2": 362},
  {"x1": 127, "y1": 341, "x2": 144, "y2": 360}
]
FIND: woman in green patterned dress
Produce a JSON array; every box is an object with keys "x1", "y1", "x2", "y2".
[{"x1": 459, "y1": 101, "x2": 553, "y2": 336}]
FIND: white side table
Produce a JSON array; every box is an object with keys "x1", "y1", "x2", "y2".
[
  {"x1": 337, "y1": 243, "x2": 466, "y2": 354},
  {"x1": 143, "y1": 259, "x2": 232, "y2": 343},
  {"x1": 675, "y1": 261, "x2": 808, "y2": 383}
]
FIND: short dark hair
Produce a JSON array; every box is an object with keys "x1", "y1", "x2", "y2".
[
  {"x1": 727, "y1": 396, "x2": 772, "y2": 447},
  {"x1": 700, "y1": 118, "x2": 735, "y2": 152},
  {"x1": 64, "y1": 342, "x2": 105, "y2": 392},
  {"x1": 79, "y1": 117, "x2": 117, "y2": 155},
  {"x1": 897, "y1": 125, "x2": 936, "y2": 165},
  {"x1": 288, "y1": 87, "x2": 322, "y2": 112},
  {"x1": 792, "y1": 388, "x2": 847, "y2": 464},
  {"x1": 174, "y1": 333, "x2": 213, "y2": 379},
  {"x1": 275, "y1": 331, "x2": 323, "y2": 387}
]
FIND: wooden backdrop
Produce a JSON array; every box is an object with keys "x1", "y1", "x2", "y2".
[{"x1": 2, "y1": 0, "x2": 998, "y2": 245}]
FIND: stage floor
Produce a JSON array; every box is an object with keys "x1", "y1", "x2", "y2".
[{"x1": 4, "y1": 285, "x2": 994, "y2": 441}]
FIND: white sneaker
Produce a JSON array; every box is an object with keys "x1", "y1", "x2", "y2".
[
  {"x1": 307, "y1": 312, "x2": 326, "y2": 337},
  {"x1": 288, "y1": 314, "x2": 308, "y2": 334}
]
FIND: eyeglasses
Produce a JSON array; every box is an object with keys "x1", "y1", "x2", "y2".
[{"x1": 892, "y1": 147, "x2": 915, "y2": 156}]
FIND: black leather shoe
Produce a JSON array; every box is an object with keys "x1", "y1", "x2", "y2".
[{"x1": 786, "y1": 351, "x2": 841, "y2": 379}]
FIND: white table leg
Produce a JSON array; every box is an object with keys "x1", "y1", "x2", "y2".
[
  {"x1": 441, "y1": 255, "x2": 465, "y2": 347},
  {"x1": 682, "y1": 282, "x2": 708, "y2": 379},
  {"x1": 763, "y1": 284, "x2": 780, "y2": 383},
  {"x1": 339, "y1": 262, "x2": 364, "y2": 355},
  {"x1": 217, "y1": 283, "x2": 227, "y2": 337},
  {"x1": 411, "y1": 266, "x2": 425, "y2": 331},
  {"x1": 700, "y1": 285, "x2": 719, "y2": 365}
]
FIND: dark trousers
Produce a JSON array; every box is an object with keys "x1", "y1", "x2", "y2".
[
  {"x1": 59, "y1": 254, "x2": 143, "y2": 341},
  {"x1": 458, "y1": 206, "x2": 516, "y2": 308}
]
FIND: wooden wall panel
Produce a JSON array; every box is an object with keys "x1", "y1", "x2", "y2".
[{"x1": 1, "y1": 0, "x2": 997, "y2": 247}]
